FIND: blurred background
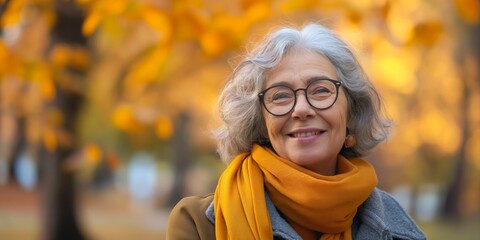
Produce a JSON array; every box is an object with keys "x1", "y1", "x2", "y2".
[{"x1": 0, "y1": 0, "x2": 479, "y2": 239}]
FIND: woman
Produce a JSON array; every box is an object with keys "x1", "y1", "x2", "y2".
[{"x1": 167, "y1": 23, "x2": 426, "y2": 240}]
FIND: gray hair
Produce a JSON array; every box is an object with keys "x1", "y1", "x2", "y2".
[{"x1": 215, "y1": 23, "x2": 391, "y2": 163}]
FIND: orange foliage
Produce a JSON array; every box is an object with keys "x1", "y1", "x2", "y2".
[
  {"x1": 139, "y1": 5, "x2": 172, "y2": 43},
  {"x1": 84, "y1": 143, "x2": 102, "y2": 166},
  {"x1": 455, "y1": 0, "x2": 480, "y2": 24},
  {"x1": 43, "y1": 128, "x2": 57, "y2": 151},
  {"x1": 0, "y1": 40, "x2": 21, "y2": 75},
  {"x1": 0, "y1": 0, "x2": 25, "y2": 27},
  {"x1": 81, "y1": 0, "x2": 130, "y2": 35},
  {"x1": 111, "y1": 104, "x2": 142, "y2": 133},
  {"x1": 0, "y1": 0, "x2": 479, "y2": 185},
  {"x1": 279, "y1": 0, "x2": 318, "y2": 13},
  {"x1": 155, "y1": 116, "x2": 173, "y2": 140},
  {"x1": 123, "y1": 45, "x2": 170, "y2": 94},
  {"x1": 50, "y1": 44, "x2": 71, "y2": 66}
]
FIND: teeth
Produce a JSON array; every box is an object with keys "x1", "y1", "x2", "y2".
[{"x1": 292, "y1": 131, "x2": 320, "y2": 138}]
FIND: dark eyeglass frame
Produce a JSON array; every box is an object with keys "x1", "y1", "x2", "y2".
[{"x1": 258, "y1": 78, "x2": 343, "y2": 116}]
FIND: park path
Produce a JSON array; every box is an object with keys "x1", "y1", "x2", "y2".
[{"x1": 0, "y1": 182, "x2": 169, "y2": 240}]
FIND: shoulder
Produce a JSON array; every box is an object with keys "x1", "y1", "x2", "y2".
[
  {"x1": 359, "y1": 188, "x2": 426, "y2": 240},
  {"x1": 173, "y1": 194, "x2": 214, "y2": 212},
  {"x1": 166, "y1": 194, "x2": 215, "y2": 240}
]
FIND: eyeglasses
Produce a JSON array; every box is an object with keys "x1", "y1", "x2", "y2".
[{"x1": 258, "y1": 78, "x2": 342, "y2": 116}]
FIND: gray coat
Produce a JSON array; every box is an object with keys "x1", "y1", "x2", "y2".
[{"x1": 204, "y1": 188, "x2": 426, "y2": 240}]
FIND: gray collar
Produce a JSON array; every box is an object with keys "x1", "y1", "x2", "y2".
[
  {"x1": 205, "y1": 191, "x2": 302, "y2": 239},
  {"x1": 205, "y1": 188, "x2": 426, "y2": 240}
]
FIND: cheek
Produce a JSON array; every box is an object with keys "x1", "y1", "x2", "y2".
[
  {"x1": 327, "y1": 95, "x2": 349, "y2": 134},
  {"x1": 263, "y1": 112, "x2": 285, "y2": 138},
  {"x1": 338, "y1": 110, "x2": 348, "y2": 128},
  {"x1": 336, "y1": 93, "x2": 349, "y2": 127},
  {"x1": 335, "y1": 112, "x2": 348, "y2": 138},
  {"x1": 264, "y1": 114, "x2": 277, "y2": 137}
]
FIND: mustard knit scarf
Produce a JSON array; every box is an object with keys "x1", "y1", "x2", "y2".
[{"x1": 214, "y1": 144, "x2": 377, "y2": 240}]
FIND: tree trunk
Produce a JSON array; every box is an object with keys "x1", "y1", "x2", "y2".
[
  {"x1": 168, "y1": 112, "x2": 191, "y2": 207},
  {"x1": 7, "y1": 115, "x2": 26, "y2": 183},
  {"x1": 442, "y1": 104, "x2": 468, "y2": 219},
  {"x1": 40, "y1": 88, "x2": 86, "y2": 240},
  {"x1": 442, "y1": 22, "x2": 479, "y2": 220},
  {"x1": 39, "y1": 1, "x2": 87, "y2": 239}
]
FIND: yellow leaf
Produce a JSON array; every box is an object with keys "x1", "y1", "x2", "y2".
[
  {"x1": 412, "y1": 21, "x2": 443, "y2": 46},
  {"x1": 279, "y1": 0, "x2": 318, "y2": 13},
  {"x1": 385, "y1": 0, "x2": 421, "y2": 44},
  {"x1": 40, "y1": 76, "x2": 55, "y2": 101},
  {"x1": 211, "y1": 14, "x2": 244, "y2": 43},
  {"x1": 84, "y1": 144, "x2": 102, "y2": 166},
  {"x1": 244, "y1": 1, "x2": 271, "y2": 23},
  {"x1": 174, "y1": 7, "x2": 209, "y2": 40},
  {"x1": 112, "y1": 104, "x2": 133, "y2": 129},
  {"x1": 200, "y1": 31, "x2": 226, "y2": 55},
  {"x1": 124, "y1": 46, "x2": 169, "y2": 92},
  {"x1": 1, "y1": 0, "x2": 25, "y2": 27},
  {"x1": 112, "y1": 104, "x2": 141, "y2": 133},
  {"x1": 70, "y1": 47, "x2": 89, "y2": 70},
  {"x1": 172, "y1": 0, "x2": 204, "y2": 12},
  {"x1": 417, "y1": 110, "x2": 460, "y2": 153},
  {"x1": 0, "y1": 40, "x2": 11, "y2": 73},
  {"x1": 155, "y1": 116, "x2": 173, "y2": 140},
  {"x1": 141, "y1": 5, "x2": 172, "y2": 43},
  {"x1": 239, "y1": 0, "x2": 254, "y2": 10},
  {"x1": 50, "y1": 44, "x2": 70, "y2": 67},
  {"x1": 30, "y1": 63, "x2": 55, "y2": 100},
  {"x1": 43, "y1": 129, "x2": 57, "y2": 151},
  {"x1": 370, "y1": 40, "x2": 419, "y2": 94},
  {"x1": 455, "y1": 0, "x2": 480, "y2": 24},
  {"x1": 98, "y1": 0, "x2": 129, "y2": 15},
  {"x1": 82, "y1": 11, "x2": 103, "y2": 35},
  {"x1": 374, "y1": 56, "x2": 417, "y2": 94}
]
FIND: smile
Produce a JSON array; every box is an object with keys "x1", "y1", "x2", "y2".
[{"x1": 288, "y1": 130, "x2": 324, "y2": 138}]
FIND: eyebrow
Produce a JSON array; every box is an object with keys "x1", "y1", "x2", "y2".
[{"x1": 265, "y1": 75, "x2": 335, "y2": 89}]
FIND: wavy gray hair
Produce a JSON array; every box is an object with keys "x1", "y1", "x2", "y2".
[{"x1": 215, "y1": 23, "x2": 391, "y2": 163}]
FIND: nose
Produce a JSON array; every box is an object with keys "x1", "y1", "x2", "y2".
[{"x1": 291, "y1": 90, "x2": 315, "y2": 119}]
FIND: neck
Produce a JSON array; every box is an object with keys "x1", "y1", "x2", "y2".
[{"x1": 303, "y1": 156, "x2": 338, "y2": 176}]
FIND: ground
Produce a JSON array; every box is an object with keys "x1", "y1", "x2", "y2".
[
  {"x1": 0, "y1": 182, "x2": 169, "y2": 240},
  {"x1": 1, "y1": 181, "x2": 480, "y2": 240}
]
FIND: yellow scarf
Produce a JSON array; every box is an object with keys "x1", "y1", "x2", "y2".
[{"x1": 214, "y1": 144, "x2": 377, "y2": 240}]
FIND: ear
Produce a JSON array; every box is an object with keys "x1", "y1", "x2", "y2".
[{"x1": 345, "y1": 134, "x2": 356, "y2": 148}]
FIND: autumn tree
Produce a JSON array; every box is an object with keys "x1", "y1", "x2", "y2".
[
  {"x1": 1, "y1": 2, "x2": 479, "y2": 240},
  {"x1": 2, "y1": 0, "x2": 89, "y2": 239},
  {"x1": 443, "y1": 0, "x2": 480, "y2": 219}
]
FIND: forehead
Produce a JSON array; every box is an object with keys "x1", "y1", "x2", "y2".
[{"x1": 264, "y1": 49, "x2": 338, "y2": 87}]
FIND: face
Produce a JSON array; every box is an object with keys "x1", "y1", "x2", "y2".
[{"x1": 262, "y1": 49, "x2": 349, "y2": 175}]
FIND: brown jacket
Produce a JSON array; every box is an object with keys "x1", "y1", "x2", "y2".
[
  {"x1": 166, "y1": 194, "x2": 215, "y2": 240},
  {"x1": 166, "y1": 189, "x2": 426, "y2": 240}
]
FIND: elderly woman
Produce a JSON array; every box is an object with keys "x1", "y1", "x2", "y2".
[{"x1": 167, "y1": 23, "x2": 426, "y2": 240}]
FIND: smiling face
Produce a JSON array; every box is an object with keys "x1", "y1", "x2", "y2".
[{"x1": 262, "y1": 48, "x2": 349, "y2": 175}]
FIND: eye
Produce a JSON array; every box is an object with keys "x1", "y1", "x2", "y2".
[
  {"x1": 310, "y1": 86, "x2": 331, "y2": 96},
  {"x1": 308, "y1": 80, "x2": 336, "y2": 97},
  {"x1": 272, "y1": 92, "x2": 291, "y2": 100},
  {"x1": 266, "y1": 86, "x2": 294, "y2": 103}
]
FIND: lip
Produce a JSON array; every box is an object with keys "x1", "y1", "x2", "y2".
[{"x1": 286, "y1": 128, "x2": 326, "y2": 141}]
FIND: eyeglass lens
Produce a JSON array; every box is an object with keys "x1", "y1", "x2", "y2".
[{"x1": 261, "y1": 80, "x2": 339, "y2": 116}]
